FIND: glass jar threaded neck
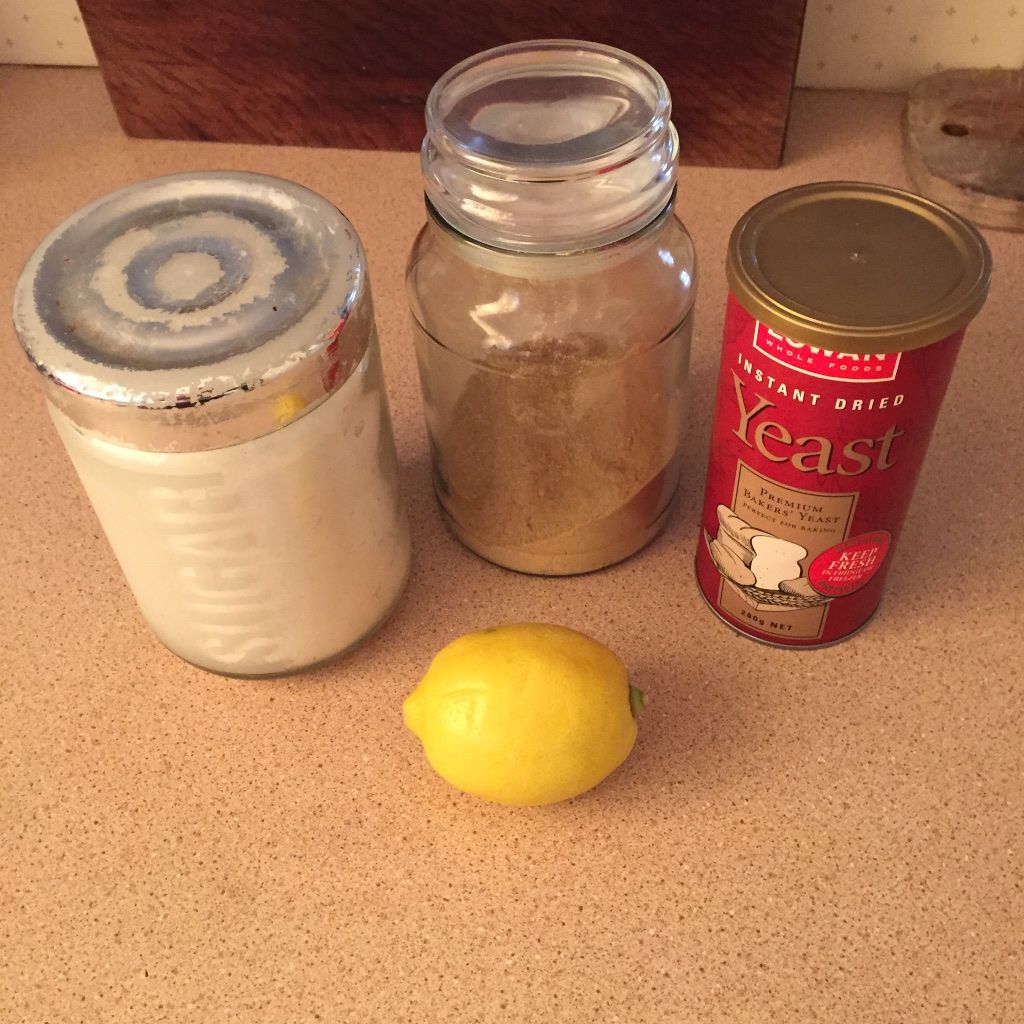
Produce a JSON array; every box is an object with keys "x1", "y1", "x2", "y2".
[{"x1": 421, "y1": 39, "x2": 679, "y2": 254}]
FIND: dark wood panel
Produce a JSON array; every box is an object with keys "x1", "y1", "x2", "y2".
[{"x1": 78, "y1": 0, "x2": 807, "y2": 168}]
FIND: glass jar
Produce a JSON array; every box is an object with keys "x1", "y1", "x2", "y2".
[
  {"x1": 14, "y1": 172, "x2": 411, "y2": 677},
  {"x1": 407, "y1": 40, "x2": 697, "y2": 575}
]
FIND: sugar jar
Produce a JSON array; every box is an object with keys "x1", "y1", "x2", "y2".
[
  {"x1": 14, "y1": 172, "x2": 410, "y2": 676},
  {"x1": 407, "y1": 40, "x2": 697, "y2": 575}
]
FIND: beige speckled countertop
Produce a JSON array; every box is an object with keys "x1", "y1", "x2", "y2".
[{"x1": 1, "y1": 67, "x2": 1021, "y2": 1024}]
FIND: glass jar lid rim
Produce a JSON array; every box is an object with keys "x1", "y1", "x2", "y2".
[
  {"x1": 425, "y1": 38, "x2": 672, "y2": 179},
  {"x1": 420, "y1": 40, "x2": 679, "y2": 252}
]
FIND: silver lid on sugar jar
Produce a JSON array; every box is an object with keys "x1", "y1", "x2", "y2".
[{"x1": 13, "y1": 171, "x2": 373, "y2": 452}]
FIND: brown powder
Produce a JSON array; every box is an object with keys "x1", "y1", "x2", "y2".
[{"x1": 435, "y1": 333, "x2": 679, "y2": 573}]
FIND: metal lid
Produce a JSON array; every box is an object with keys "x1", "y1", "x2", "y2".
[
  {"x1": 727, "y1": 181, "x2": 991, "y2": 354},
  {"x1": 14, "y1": 172, "x2": 371, "y2": 452}
]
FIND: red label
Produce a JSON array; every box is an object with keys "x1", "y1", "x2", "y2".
[
  {"x1": 752, "y1": 321, "x2": 902, "y2": 383},
  {"x1": 695, "y1": 294, "x2": 965, "y2": 647},
  {"x1": 808, "y1": 531, "x2": 892, "y2": 597}
]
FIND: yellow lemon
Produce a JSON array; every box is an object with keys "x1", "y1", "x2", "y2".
[{"x1": 403, "y1": 623, "x2": 643, "y2": 806}]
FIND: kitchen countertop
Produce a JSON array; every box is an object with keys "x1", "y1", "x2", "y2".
[{"x1": 1, "y1": 67, "x2": 1021, "y2": 1024}]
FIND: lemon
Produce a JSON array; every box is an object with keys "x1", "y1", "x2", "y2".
[{"x1": 403, "y1": 623, "x2": 643, "y2": 806}]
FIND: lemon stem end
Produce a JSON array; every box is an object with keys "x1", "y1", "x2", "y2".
[{"x1": 629, "y1": 685, "x2": 646, "y2": 718}]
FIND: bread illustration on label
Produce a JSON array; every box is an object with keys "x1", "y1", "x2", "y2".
[
  {"x1": 750, "y1": 534, "x2": 806, "y2": 589},
  {"x1": 779, "y1": 576, "x2": 820, "y2": 600},
  {"x1": 708, "y1": 537, "x2": 756, "y2": 586},
  {"x1": 705, "y1": 504, "x2": 829, "y2": 610}
]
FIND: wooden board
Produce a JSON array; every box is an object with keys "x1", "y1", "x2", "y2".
[{"x1": 77, "y1": 0, "x2": 807, "y2": 168}]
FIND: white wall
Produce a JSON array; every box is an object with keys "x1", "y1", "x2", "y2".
[
  {"x1": 2, "y1": 0, "x2": 1022, "y2": 90},
  {"x1": 1, "y1": 0, "x2": 95, "y2": 66},
  {"x1": 796, "y1": 0, "x2": 1024, "y2": 89}
]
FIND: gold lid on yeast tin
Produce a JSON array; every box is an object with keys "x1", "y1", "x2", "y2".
[{"x1": 727, "y1": 181, "x2": 991, "y2": 354}]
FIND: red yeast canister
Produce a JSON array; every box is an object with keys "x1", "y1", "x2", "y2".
[{"x1": 696, "y1": 182, "x2": 991, "y2": 647}]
